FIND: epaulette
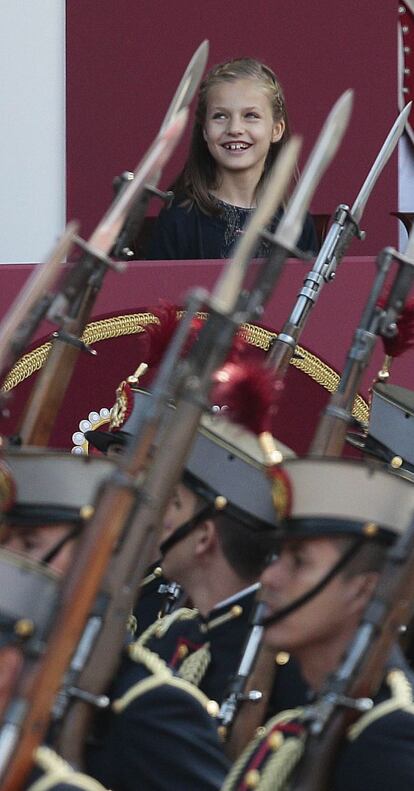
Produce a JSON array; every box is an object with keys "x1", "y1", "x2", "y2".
[
  {"x1": 203, "y1": 603, "x2": 245, "y2": 633},
  {"x1": 115, "y1": 643, "x2": 219, "y2": 718},
  {"x1": 347, "y1": 667, "x2": 414, "y2": 741},
  {"x1": 135, "y1": 605, "x2": 199, "y2": 647},
  {"x1": 27, "y1": 746, "x2": 109, "y2": 791},
  {"x1": 221, "y1": 707, "x2": 306, "y2": 791}
]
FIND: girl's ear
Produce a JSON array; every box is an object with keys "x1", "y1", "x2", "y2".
[
  {"x1": 202, "y1": 126, "x2": 208, "y2": 142},
  {"x1": 271, "y1": 120, "x2": 285, "y2": 143}
]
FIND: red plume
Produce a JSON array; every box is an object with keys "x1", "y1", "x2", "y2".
[
  {"x1": 377, "y1": 296, "x2": 414, "y2": 358},
  {"x1": 211, "y1": 360, "x2": 284, "y2": 435},
  {"x1": 144, "y1": 301, "x2": 202, "y2": 366},
  {"x1": 144, "y1": 301, "x2": 250, "y2": 367}
]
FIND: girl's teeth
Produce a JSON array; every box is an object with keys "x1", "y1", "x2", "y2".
[{"x1": 225, "y1": 143, "x2": 249, "y2": 150}]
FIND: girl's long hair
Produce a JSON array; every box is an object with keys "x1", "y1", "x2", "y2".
[{"x1": 173, "y1": 57, "x2": 291, "y2": 215}]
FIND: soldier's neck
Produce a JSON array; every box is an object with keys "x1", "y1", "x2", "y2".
[{"x1": 296, "y1": 626, "x2": 358, "y2": 693}]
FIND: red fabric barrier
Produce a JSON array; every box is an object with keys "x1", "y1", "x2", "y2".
[{"x1": 0, "y1": 258, "x2": 412, "y2": 453}]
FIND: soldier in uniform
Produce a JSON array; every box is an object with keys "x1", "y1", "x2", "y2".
[
  {"x1": 86, "y1": 365, "x2": 305, "y2": 711},
  {"x1": 222, "y1": 457, "x2": 414, "y2": 791},
  {"x1": 0, "y1": 449, "x2": 230, "y2": 791}
]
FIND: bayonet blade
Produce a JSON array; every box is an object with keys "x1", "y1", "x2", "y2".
[
  {"x1": 210, "y1": 135, "x2": 301, "y2": 315},
  {"x1": 89, "y1": 108, "x2": 188, "y2": 254},
  {"x1": 159, "y1": 40, "x2": 209, "y2": 133},
  {"x1": 272, "y1": 89, "x2": 354, "y2": 251},
  {"x1": 351, "y1": 102, "x2": 412, "y2": 225}
]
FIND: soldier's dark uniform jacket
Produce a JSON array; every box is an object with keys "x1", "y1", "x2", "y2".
[
  {"x1": 138, "y1": 585, "x2": 259, "y2": 704},
  {"x1": 221, "y1": 649, "x2": 414, "y2": 791},
  {"x1": 27, "y1": 746, "x2": 109, "y2": 791},
  {"x1": 137, "y1": 585, "x2": 309, "y2": 714},
  {"x1": 85, "y1": 644, "x2": 229, "y2": 791}
]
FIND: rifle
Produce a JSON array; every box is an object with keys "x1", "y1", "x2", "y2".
[
  {"x1": 110, "y1": 41, "x2": 208, "y2": 260},
  {"x1": 0, "y1": 223, "x2": 77, "y2": 391},
  {"x1": 0, "y1": 132, "x2": 301, "y2": 787},
  {"x1": 215, "y1": 91, "x2": 354, "y2": 755},
  {"x1": 309, "y1": 222, "x2": 414, "y2": 456},
  {"x1": 54, "y1": 92, "x2": 353, "y2": 768},
  {"x1": 16, "y1": 41, "x2": 207, "y2": 448},
  {"x1": 289, "y1": 509, "x2": 414, "y2": 791},
  {"x1": 267, "y1": 102, "x2": 412, "y2": 377}
]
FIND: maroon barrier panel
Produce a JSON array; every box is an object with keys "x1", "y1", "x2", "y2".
[
  {"x1": 0, "y1": 258, "x2": 412, "y2": 453},
  {"x1": 66, "y1": 1, "x2": 398, "y2": 255}
]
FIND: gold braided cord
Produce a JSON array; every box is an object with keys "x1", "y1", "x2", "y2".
[
  {"x1": 221, "y1": 707, "x2": 304, "y2": 791},
  {"x1": 29, "y1": 746, "x2": 109, "y2": 791},
  {"x1": 115, "y1": 643, "x2": 212, "y2": 714},
  {"x1": 135, "y1": 606, "x2": 199, "y2": 648},
  {"x1": 178, "y1": 643, "x2": 212, "y2": 687},
  {"x1": 2, "y1": 312, "x2": 157, "y2": 392},
  {"x1": 2, "y1": 313, "x2": 369, "y2": 423},
  {"x1": 347, "y1": 668, "x2": 414, "y2": 741},
  {"x1": 242, "y1": 323, "x2": 369, "y2": 423}
]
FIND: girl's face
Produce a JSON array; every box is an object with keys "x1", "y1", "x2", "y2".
[{"x1": 203, "y1": 78, "x2": 284, "y2": 183}]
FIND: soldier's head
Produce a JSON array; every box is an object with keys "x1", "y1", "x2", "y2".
[
  {"x1": 158, "y1": 414, "x2": 294, "y2": 597},
  {"x1": 0, "y1": 451, "x2": 114, "y2": 573},
  {"x1": 0, "y1": 450, "x2": 115, "y2": 716},
  {"x1": 259, "y1": 458, "x2": 414, "y2": 685}
]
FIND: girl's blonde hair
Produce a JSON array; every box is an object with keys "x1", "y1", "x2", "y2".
[{"x1": 174, "y1": 57, "x2": 291, "y2": 215}]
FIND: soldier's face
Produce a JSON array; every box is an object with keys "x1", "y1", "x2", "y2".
[
  {"x1": 1, "y1": 523, "x2": 77, "y2": 573},
  {"x1": 160, "y1": 483, "x2": 200, "y2": 581},
  {"x1": 260, "y1": 537, "x2": 367, "y2": 657}
]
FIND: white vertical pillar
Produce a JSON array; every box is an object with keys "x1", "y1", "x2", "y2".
[
  {"x1": 0, "y1": 0, "x2": 65, "y2": 263},
  {"x1": 398, "y1": 134, "x2": 414, "y2": 249}
]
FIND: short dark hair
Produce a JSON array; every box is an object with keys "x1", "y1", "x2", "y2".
[
  {"x1": 335, "y1": 535, "x2": 388, "y2": 578},
  {"x1": 214, "y1": 511, "x2": 277, "y2": 581}
]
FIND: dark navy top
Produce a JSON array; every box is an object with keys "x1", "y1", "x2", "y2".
[{"x1": 146, "y1": 198, "x2": 318, "y2": 260}]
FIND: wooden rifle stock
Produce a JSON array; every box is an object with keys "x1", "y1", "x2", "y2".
[{"x1": 17, "y1": 111, "x2": 187, "y2": 448}]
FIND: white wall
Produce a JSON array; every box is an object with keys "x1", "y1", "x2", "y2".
[{"x1": 0, "y1": 0, "x2": 65, "y2": 263}]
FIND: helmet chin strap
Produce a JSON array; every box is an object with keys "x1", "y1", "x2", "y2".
[
  {"x1": 260, "y1": 537, "x2": 365, "y2": 628},
  {"x1": 159, "y1": 504, "x2": 216, "y2": 558}
]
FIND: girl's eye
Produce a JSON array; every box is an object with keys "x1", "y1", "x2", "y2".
[{"x1": 212, "y1": 112, "x2": 226, "y2": 120}]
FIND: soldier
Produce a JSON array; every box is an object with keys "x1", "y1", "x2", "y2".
[
  {"x1": 136, "y1": 410, "x2": 301, "y2": 708},
  {"x1": 0, "y1": 449, "x2": 229, "y2": 791},
  {"x1": 222, "y1": 457, "x2": 414, "y2": 791}
]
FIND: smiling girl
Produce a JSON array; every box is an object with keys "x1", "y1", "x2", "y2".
[{"x1": 147, "y1": 57, "x2": 318, "y2": 260}]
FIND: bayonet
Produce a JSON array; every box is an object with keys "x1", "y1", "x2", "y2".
[
  {"x1": 272, "y1": 90, "x2": 353, "y2": 252},
  {"x1": 268, "y1": 102, "x2": 412, "y2": 373}
]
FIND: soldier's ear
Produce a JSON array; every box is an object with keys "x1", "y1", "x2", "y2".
[
  {"x1": 346, "y1": 571, "x2": 379, "y2": 613},
  {"x1": 194, "y1": 518, "x2": 217, "y2": 556}
]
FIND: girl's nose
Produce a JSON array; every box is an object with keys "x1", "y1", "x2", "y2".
[{"x1": 226, "y1": 114, "x2": 244, "y2": 136}]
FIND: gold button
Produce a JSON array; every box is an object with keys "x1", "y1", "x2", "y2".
[
  {"x1": 391, "y1": 456, "x2": 403, "y2": 469},
  {"x1": 245, "y1": 769, "x2": 260, "y2": 788},
  {"x1": 268, "y1": 730, "x2": 284, "y2": 750},
  {"x1": 231, "y1": 605, "x2": 243, "y2": 617},
  {"x1": 215, "y1": 495, "x2": 228, "y2": 510},
  {"x1": 80, "y1": 504, "x2": 94, "y2": 520},
  {"x1": 363, "y1": 522, "x2": 378, "y2": 537},
  {"x1": 177, "y1": 644, "x2": 189, "y2": 659},
  {"x1": 154, "y1": 566, "x2": 163, "y2": 577},
  {"x1": 14, "y1": 618, "x2": 34, "y2": 637},
  {"x1": 275, "y1": 651, "x2": 290, "y2": 666},
  {"x1": 255, "y1": 726, "x2": 266, "y2": 737},
  {"x1": 206, "y1": 699, "x2": 219, "y2": 717}
]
